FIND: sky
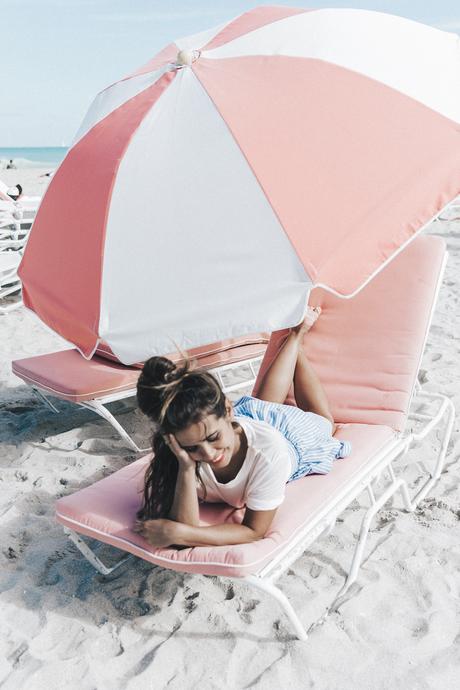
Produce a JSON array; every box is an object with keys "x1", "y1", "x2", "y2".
[{"x1": 1, "y1": 0, "x2": 459, "y2": 146}]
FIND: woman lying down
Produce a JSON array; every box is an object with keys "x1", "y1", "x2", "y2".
[{"x1": 134, "y1": 307, "x2": 350, "y2": 548}]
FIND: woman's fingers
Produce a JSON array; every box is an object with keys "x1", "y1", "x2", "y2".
[
  {"x1": 162, "y1": 433, "x2": 196, "y2": 470},
  {"x1": 167, "y1": 434, "x2": 181, "y2": 453},
  {"x1": 167, "y1": 434, "x2": 196, "y2": 468},
  {"x1": 132, "y1": 518, "x2": 177, "y2": 547}
]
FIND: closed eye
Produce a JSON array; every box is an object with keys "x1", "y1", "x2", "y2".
[{"x1": 181, "y1": 433, "x2": 220, "y2": 453}]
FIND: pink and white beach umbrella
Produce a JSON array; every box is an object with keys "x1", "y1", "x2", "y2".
[{"x1": 20, "y1": 6, "x2": 460, "y2": 364}]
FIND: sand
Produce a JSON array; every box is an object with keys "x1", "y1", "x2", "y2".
[
  {"x1": 0, "y1": 167, "x2": 459, "y2": 689},
  {"x1": 0, "y1": 167, "x2": 55, "y2": 199}
]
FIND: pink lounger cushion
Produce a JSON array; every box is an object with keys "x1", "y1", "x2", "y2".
[
  {"x1": 254, "y1": 235, "x2": 446, "y2": 432},
  {"x1": 12, "y1": 350, "x2": 141, "y2": 403},
  {"x1": 56, "y1": 423, "x2": 396, "y2": 577},
  {"x1": 12, "y1": 337, "x2": 269, "y2": 404}
]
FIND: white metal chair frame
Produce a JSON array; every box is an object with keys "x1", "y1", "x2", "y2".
[
  {"x1": 0, "y1": 195, "x2": 40, "y2": 313},
  {"x1": 0, "y1": 246, "x2": 24, "y2": 314},
  {"x1": 0, "y1": 209, "x2": 33, "y2": 313}
]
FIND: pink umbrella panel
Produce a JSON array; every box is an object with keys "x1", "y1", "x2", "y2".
[{"x1": 19, "y1": 6, "x2": 460, "y2": 364}]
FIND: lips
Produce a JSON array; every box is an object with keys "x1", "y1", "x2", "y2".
[{"x1": 212, "y1": 453, "x2": 224, "y2": 464}]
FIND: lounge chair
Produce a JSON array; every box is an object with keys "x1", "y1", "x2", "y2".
[
  {"x1": 0, "y1": 210, "x2": 31, "y2": 312},
  {"x1": 0, "y1": 177, "x2": 41, "y2": 232},
  {"x1": 0, "y1": 251, "x2": 22, "y2": 313},
  {"x1": 54, "y1": 235, "x2": 454, "y2": 640},
  {"x1": 12, "y1": 335, "x2": 269, "y2": 452}
]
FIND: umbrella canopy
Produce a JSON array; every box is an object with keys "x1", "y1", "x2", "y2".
[{"x1": 19, "y1": 6, "x2": 460, "y2": 364}]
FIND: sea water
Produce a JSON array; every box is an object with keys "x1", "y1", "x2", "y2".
[{"x1": 0, "y1": 147, "x2": 69, "y2": 169}]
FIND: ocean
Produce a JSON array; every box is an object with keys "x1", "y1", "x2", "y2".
[{"x1": 0, "y1": 147, "x2": 69, "y2": 169}]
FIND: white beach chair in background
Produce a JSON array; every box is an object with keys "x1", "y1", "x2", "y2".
[
  {"x1": 16, "y1": 195, "x2": 41, "y2": 232},
  {"x1": 54, "y1": 235, "x2": 455, "y2": 640},
  {"x1": 0, "y1": 251, "x2": 22, "y2": 313},
  {"x1": 0, "y1": 189, "x2": 40, "y2": 312},
  {"x1": 0, "y1": 208, "x2": 29, "y2": 312},
  {"x1": 0, "y1": 176, "x2": 41, "y2": 233}
]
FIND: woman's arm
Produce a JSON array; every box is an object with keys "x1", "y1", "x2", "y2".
[
  {"x1": 165, "y1": 434, "x2": 200, "y2": 526},
  {"x1": 167, "y1": 465, "x2": 200, "y2": 526},
  {"x1": 136, "y1": 507, "x2": 278, "y2": 547}
]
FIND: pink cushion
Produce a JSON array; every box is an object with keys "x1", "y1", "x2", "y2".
[
  {"x1": 12, "y1": 350, "x2": 140, "y2": 403},
  {"x1": 12, "y1": 338, "x2": 269, "y2": 403},
  {"x1": 56, "y1": 423, "x2": 395, "y2": 577},
  {"x1": 253, "y1": 235, "x2": 446, "y2": 432}
]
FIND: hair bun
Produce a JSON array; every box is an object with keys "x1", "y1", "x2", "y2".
[
  {"x1": 140, "y1": 356, "x2": 177, "y2": 388},
  {"x1": 137, "y1": 356, "x2": 193, "y2": 421}
]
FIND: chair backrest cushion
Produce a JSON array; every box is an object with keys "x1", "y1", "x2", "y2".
[{"x1": 253, "y1": 235, "x2": 446, "y2": 432}]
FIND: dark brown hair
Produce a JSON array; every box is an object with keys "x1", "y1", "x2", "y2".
[{"x1": 136, "y1": 356, "x2": 227, "y2": 519}]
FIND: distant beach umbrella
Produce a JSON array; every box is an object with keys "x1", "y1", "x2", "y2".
[{"x1": 19, "y1": 6, "x2": 460, "y2": 364}]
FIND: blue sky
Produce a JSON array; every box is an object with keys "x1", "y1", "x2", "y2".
[{"x1": 2, "y1": 0, "x2": 459, "y2": 146}]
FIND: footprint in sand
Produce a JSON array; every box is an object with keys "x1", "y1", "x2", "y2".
[
  {"x1": 412, "y1": 618, "x2": 429, "y2": 638},
  {"x1": 183, "y1": 590, "x2": 200, "y2": 614},
  {"x1": 239, "y1": 598, "x2": 260, "y2": 624},
  {"x1": 224, "y1": 583, "x2": 235, "y2": 600}
]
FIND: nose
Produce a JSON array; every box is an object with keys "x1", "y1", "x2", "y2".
[{"x1": 199, "y1": 442, "x2": 217, "y2": 461}]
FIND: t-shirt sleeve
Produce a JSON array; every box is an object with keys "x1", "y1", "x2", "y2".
[{"x1": 244, "y1": 449, "x2": 292, "y2": 511}]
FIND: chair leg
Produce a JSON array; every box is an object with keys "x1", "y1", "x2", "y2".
[
  {"x1": 400, "y1": 393, "x2": 455, "y2": 511},
  {"x1": 30, "y1": 391, "x2": 149, "y2": 452},
  {"x1": 64, "y1": 528, "x2": 130, "y2": 576},
  {"x1": 243, "y1": 574, "x2": 308, "y2": 640},
  {"x1": 334, "y1": 474, "x2": 407, "y2": 600},
  {"x1": 32, "y1": 387, "x2": 61, "y2": 413},
  {"x1": 81, "y1": 400, "x2": 150, "y2": 453}
]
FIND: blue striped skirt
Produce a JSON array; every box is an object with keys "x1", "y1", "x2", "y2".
[{"x1": 233, "y1": 395, "x2": 351, "y2": 481}]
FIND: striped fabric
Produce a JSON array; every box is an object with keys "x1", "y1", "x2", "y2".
[
  {"x1": 233, "y1": 395, "x2": 351, "y2": 480},
  {"x1": 18, "y1": 7, "x2": 460, "y2": 364}
]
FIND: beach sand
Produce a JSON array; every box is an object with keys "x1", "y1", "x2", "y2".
[
  {"x1": 0, "y1": 167, "x2": 55, "y2": 199},
  {"x1": 0, "y1": 167, "x2": 459, "y2": 689}
]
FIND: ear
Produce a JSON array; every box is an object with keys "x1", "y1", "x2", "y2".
[{"x1": 225, "y1": 398, "x2": 233, "y2": 419}]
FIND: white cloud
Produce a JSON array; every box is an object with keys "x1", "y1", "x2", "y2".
[{"x1": 434, "y1": 19, "x2": 460, "y2": 32}]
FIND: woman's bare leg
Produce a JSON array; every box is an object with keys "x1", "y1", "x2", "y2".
[
  {"x1": 256, "y1": 307, "x2": 322, "y2": 404},
  {"x1": 256, "y1": 307, "x2": 336, "y2": 431},
  {"x1": 255, "y1": 329, "x2": 304, "y2": 404},
  {"x1": 294, "y1": 348, "x2": 336, "y2": 431}
]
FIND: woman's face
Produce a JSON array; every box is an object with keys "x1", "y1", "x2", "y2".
[{"x1": 173, "y1": 404, "x2": 238, "y2": 469}]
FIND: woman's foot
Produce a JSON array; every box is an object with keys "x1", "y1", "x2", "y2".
[{"x1": 291, "y1": 306, "x2": 322, "y2": 337}]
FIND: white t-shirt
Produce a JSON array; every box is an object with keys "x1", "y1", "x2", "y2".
[{"x1": 196, "y1": 416, "x2": 297, "y2": 511}]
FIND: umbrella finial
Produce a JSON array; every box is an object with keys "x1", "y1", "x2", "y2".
[{"x1": 176, "y1": 49, "x2": 200, "y2": 67}]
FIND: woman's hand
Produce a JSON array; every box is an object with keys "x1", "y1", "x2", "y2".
[
  {"x1": 164, "y1": 433, "x2": 196, "y2": 471},
  {"x1": 133, "y1": 518, "x2": 180, "y2": 548}
]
